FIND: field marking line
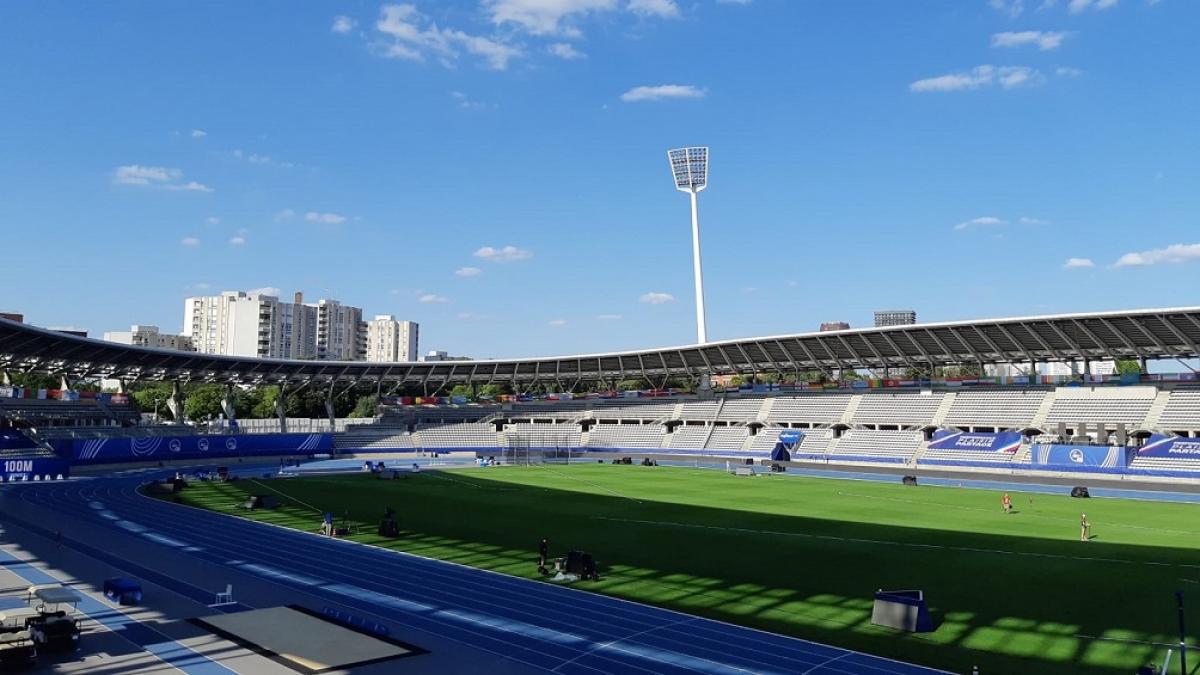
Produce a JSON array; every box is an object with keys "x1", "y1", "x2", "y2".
[
  {"x1": 590, "y1": 516, "x2": 1200, "y2": 570},
  {"x1": 835, "y1": 490, "x2": 1200, "y2": 537},
  {"x1": 549, "y1": 617, "x2": 697, "y2": 673},
  {"x1": 247, "y1": 478, "x2": 324, "y2": 514},
  {"x1": 801, "y1": 651, "x2": 849, "y2": 674},
  {"x1": 423, "y1": 470, "x2": 522, "y2": 491},
  {"x1": 1072, "y1": 634, "x2": 1182, "y2": 648},
  {"x1": 534, "y1": 466, "x2": 645, "y2": 504}
]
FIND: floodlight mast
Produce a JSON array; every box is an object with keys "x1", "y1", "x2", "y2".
[{"x1": 667, "y1": 147, "x2": 710, "y2": 345}]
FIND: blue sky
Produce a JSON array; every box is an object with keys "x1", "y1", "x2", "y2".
[{"x1": 1, "y1": 0, "x2": 1197, "y2": 359}]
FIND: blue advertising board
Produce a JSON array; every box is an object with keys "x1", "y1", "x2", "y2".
[
  {"x1": 928, "y1": 430, "x2": 1022, "y2": 453},
  {"x1": 1032, "y1": 443, "x2": 1127, "y2": 472},
  {"x1": 60, "y1": 432, "x2": 333, "y2": 465},
  {"x1": 776, "y1": 430, "x2": 804, "y2": 448},
  {"x1": 1137, "y1": 434, "x2": 1200, "y2": 459}
]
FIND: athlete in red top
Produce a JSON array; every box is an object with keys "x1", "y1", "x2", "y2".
[{"x1": 1002, "y1": 493, "x2": 1013, "y2": 514}]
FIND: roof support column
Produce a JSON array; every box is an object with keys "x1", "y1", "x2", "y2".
[
  {"x1": 325, "y1": 384, "x2": 336, "y2": 430},
  {"x1": 275, "y1": 385, "x2": 288, "y2": 434},
  {"x1": 222, "y1": 384, "x2": 238, "y2": 431},
  {"x1": 168, "y1": 380, "x2": 186, "y2": 425}
]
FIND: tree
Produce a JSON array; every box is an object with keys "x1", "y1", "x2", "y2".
[
  {"x1": 185, "y1": 384, "x2": 226, "y2": 421},
  {"x1": 1115, "y1": 359, "x2": 1142, "y2": 375},
  {"x1": 449, "y1": 384, "x2": 474, "y2": 399},
  {"x1": 253, "y1": 386, "x2": 279, "y2": 419},
  {"x1": 129, "y1": 382, "x2": 175, "y2": 420},
  {"x1": 350, "y1": 393, "x2": 378, "y2": 418},
  {"x1": 616, "y1": 379, "x2": 644, "y2": 391},
  {"x1": 476, "y1": 384, "x2": 507, "y2": 398},
  {"x1": 5, "y1": 373, "x2": 61, "y2": 390}
]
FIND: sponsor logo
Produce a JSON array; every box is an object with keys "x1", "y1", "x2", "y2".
[
  {"x1": 958, "y1": 436, "x2": 995, "y2": 448},
  {"x1": 198, "y1": 438, "x2": 209, "y2": 452},
  {"x1": 226, "y1": 438, "x2": 237, "y2": 451},
  {"x1": 1069, "y1": 449, "x2": 1084, "y2": 463},
  {"x1": 1167, "y1": 441, "x2": 1200, "y2": 456},
  {"x1": 168, "y1": 439, "x2": 182, "y2": 453}
]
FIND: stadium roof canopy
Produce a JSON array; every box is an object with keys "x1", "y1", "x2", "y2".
[{"x1": 3, "y1": 308, "x2": 1200, "y2": 389}]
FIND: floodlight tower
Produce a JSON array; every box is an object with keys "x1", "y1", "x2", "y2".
[{"x1": 667, "y1": 146, "x2": 710, "y2": 345}]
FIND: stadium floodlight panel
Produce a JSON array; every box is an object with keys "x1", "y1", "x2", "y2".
[{"x1": 668, "y1": 147, "x2": 709, "y2": 192}]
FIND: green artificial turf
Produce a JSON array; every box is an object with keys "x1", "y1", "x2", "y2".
[{"x1": 158, "y1": 465, "x2": 1200, "y2": 674}]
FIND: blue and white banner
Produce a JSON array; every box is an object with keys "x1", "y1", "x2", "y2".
[
  {"x1": 776, "y1": 430, "x2": 804, "y2": 449},
  {"x1": 1032, "y1": 444, "x2": 1125, "y2": 471},
  {"x1": 1137, "y1": 434, "x2": 1200, "y2": 459},
  {"x1": 61, "y1": 432, "x2": 333, "y2": 465},
  {"x1": 928, "y1": 430, "x2": 1021, "y2": 453},
  {"x1": 1, "y1": 458, "x2": 70, "y2": 481}
]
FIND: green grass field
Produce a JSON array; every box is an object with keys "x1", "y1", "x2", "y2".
[{"x1": 161, "y1": 465, "x2": 1200, "y2": 674}]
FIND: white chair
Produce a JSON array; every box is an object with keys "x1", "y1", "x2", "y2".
[{"x1": 212, "y1": 584, "x2": 234, "y2": 606}]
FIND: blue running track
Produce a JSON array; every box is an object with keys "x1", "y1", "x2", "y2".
[{"x1": 6, "y1": 472, "x2": 947, "y2": 675}]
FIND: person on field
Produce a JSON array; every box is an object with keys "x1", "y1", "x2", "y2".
[
  {"x1": 1001, "y1": 493, "x2": 1012, "y2": 514},
  {"x1": 1080, "y1": 513, "x2": 1091, "y2": 541},
  {"x1": 538, "y1": 538, "x2": 549, "y2": 575}
]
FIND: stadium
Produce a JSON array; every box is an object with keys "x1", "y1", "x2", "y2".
[
  {"x1": 2, "y1": 299, "x2": 1200, "y2": 674},
  {"x1": 4, "y1": 4, "x2": 1199, "y2": 674}
]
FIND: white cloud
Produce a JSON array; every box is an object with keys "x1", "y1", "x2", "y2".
[
  {"x1": 487, "y1": 0, "x2": 617, "y2": 36},
  {"x1": 191, "y1": 282, "x2": 211, "y2": 290},
  {"x1": 180, "y1": 236, "x2": 200, "y2": 246},
  {"x1": 640, "y1": 292, "x2": 675, "y2": 305},
  {"x1": 954, "y1": 216, "x2": 1007, "y2": 230},
  {"x1": 1056, "y1": 66, "x2": 1084, "y2": 77},
  {"x1": 1018, "y1": 216, "x2": 1049, "y2": 225},
  {"x1": 455, "y1": 266, "x2": 483, "y2": 277},
  {"x1": 910, "y1": 65, "x2": 1043, "y2": 92},
  {"x1": 190, "y1": 129, "x2": 207, "y2": 138},
  {"x1": 274, "y1": 208, "x2": 296, "y2": 222},
  {"x1": 716, "y1": 0, "x2": 752, "y2": 4},
  {"x1": 229, "y1": 236, "x2": 246, "y2": 246},
  {"x1": 450, "y1": 91, "x2": 492, "y2": 110},
  {"x1": 989, "y1": 0, "x2": 1025, "y2": 17},
  {"x1": 418, "y1": 293, "x2": 449, "y2": 303},
  {"x1": 305, "y1": 211, "x2": 347, "y2": 224},
  {"x1": 113, "y1": 165, "x2": 180, "y2": 185},
  {"x1": 474, "y1": 245, "x2": 532, "y2": 262},
  {"x1": 1114, "y1": 243, "x2": 1200, "y2": 267},
  {"x1": 332, "y1": 15, "x2": 356, "y2": 34},
  {"x1": 1068, "y1": 0, "x2": 1118, "y2": 13},
  {"x1": 163, "y1": 181, "x2": 213, "y2": 192},
  {"x1": 376, "y1": 4, "x2": 521, "y2": 70},
  {"x1": 991, "y1": 31, "x2": 1068, "y2": 51},
  {"x1": 628, "y1": 0, "x2": 679, "y2": 18},
  {"x1": 547, "y1": 318, "x2": 568, "y2": 327},
  {"x1": 248, "y1": 286, "x2": 281, "y2": 297},
  {"x1": 547, "y1": 42, "x2": 586, "y2": 59},
  {"x1": 1064, "y1": 257, "x2": 1095, "y2": 268},
  {"x1": 113, "y1": 165, "x2": 212, "y2": 192},
  {"x1": 596, "y1": 314, "x2": 623, "y2": 320},
  {"x1": 206, "y1": 216, "x2": 220, "y2": 225},
  {"x1": 621, "y1": 84, "x2": 706, "y2": 102}
]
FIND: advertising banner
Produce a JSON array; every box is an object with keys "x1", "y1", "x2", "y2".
[
  {"x1": 1137, "y1": 434, "x2": 1200, "y2": 459},
  {"x1": 928, "y1": 430, "x2": 1021, "y2": 453},
  {"x1": 62, "y1": 432, "x2": 333, "y2": 465},
  {"x1": 1032, "y1": 444, "x2": 1126, "y2": 471}
]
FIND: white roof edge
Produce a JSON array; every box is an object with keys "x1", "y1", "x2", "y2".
[{"x1": 3, "y1": 306, "x2": 1199, "y2": 368}]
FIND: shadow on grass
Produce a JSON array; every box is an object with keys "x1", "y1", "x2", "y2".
[{"x1": 164, "y1": 467, "x2": 1200, "y2": 675}]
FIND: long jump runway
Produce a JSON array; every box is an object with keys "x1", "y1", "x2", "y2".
[{"x1": 7, "y1": 474, "x2": 946, "y2": 675}]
